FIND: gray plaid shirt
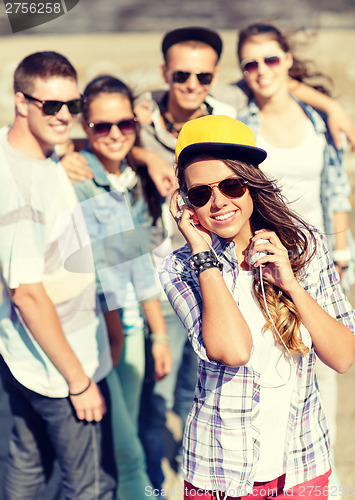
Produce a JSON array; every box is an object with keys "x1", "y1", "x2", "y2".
[{"x1": 160, "y1": 231, "x2": 355, "y2": 495}]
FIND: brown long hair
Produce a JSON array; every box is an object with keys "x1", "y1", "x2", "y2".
[
  {"x1": 237, "y1": 23, "x2": 332, "y2": 96},
  {"x1": 177, "y1": 154, "x2": 316, "y2": 356}
]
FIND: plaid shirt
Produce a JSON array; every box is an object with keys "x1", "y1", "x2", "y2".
[{"x1": 159, "y1": 231, "x2": 355, "y2": 496}]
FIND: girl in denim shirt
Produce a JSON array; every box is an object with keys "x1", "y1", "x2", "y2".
[{"x1": 65, "y1": 75, "x2": 172, "y2": 500}]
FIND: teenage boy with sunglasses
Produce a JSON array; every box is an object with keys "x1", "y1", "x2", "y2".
[
  {"x1": 0, "y1": 51, "x2": 117, "y2": 499},
  {"x1": 136, "y1": 27, "x2": 236, "y2": 168},
  {"x1": 136, "y1": 26, "x2": 237, "y2": 494}
]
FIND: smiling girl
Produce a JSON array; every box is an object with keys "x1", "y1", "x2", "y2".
[
  {"x1": 235, "y1": 23, "x2": 355, "y2": 491},
  {"x1": 67, "y1": 75, "x2": 171, "y2": 500},
  {"x1": 236, "y1": 23, "x2": 353, "y2": 285},
  {"x1": 159, "y1": 115, "x2": 355, "y2": 500}
]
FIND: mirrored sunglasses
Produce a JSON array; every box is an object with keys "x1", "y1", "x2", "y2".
[
  {"x1": 240, "y1": 54, "x2": 286, "y2": 74},
  {"x1": 187, "y1": 177, "x2": 248, "y2": 208},
  {"x1": 23, "y1": 93, "x2": 85, "y2": 115},
  {"x1": 172, "y1": 70, "x2": 214, "y2": 85},
  {"x1": 88, "y1": 118, "x2": 138, "y2": 137}
]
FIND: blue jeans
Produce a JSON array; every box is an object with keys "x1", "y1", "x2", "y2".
[
  {"x1": 115, "y1": 328, "x2": 145, "y2": 425},
  {"x1": 107, "y1": 329, "x2": 154, "y2": 500},
  {"x1": 139, "y1": 301, "x2": 198, "y2": 490},
  {"x1": 0, "y1": 357, "x2": 117, "y2": 500}
]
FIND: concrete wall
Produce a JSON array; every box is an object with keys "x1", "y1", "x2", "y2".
[{"x1": 1, "y1": 29, "x2": 354, "y2": 168}]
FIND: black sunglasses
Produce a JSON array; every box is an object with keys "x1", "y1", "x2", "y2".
[
  {"x1": 187, "y1": 177, "x2": 248, "y2": 208},
  {"x1": 88, "y1": 118, "x2": 138, "y2": 137},
  {"x1": 240, "y1": 54, "x2": 286, "y2": 74},
  {"x1": 172, "y1": 70, "x2": 214, "y2": 85},
  {"x1": 22, "y1": 93, "x2": 85, "y2": 115}
]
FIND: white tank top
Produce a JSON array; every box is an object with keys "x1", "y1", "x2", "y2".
[
  {"x1": 236, "y1": 270, "x2": 311, "y2": 481},
  {"x1": 257, "y1": 120, "x2": 326, "y2": 232}
]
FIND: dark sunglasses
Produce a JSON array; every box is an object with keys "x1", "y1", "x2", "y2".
[
  {"x1": 88, "y1": 118, "x2": 138, "y2": 137},
  {"x1": 22, "y1": 93, "x2": 85, "y2": 115},
  {"x1": 240, "y1": 53, "x2": 286, "y2": 74},
  {"x1": 187, "y1": 177, "x2": 248, "y2": 208},
  {"x1": 172, "y1": 70, "x2": 214, "y2": 85}
]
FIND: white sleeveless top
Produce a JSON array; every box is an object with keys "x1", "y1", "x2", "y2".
[
  {"x1": 257, "y1": 120, "x2": 326, "y2": 232},
  {"x1": 237, "y1": 269, "x2": 309, "y2": 481}
]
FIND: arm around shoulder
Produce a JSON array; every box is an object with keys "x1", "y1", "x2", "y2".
[{"x1": 289, "y1": 79, "x2": 355, "y2": 150}]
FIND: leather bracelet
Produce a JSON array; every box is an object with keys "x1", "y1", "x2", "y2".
[
  {"x1": 69, "y1": 378, "x2": 92, "y2": 396},
  {"x1": 190, "y1": 251, "x2": 223, "y2": 277},
  {"x1": 195, "y1": 260, "x2": 223, "y2": 277}
]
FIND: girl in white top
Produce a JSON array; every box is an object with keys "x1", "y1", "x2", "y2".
[
  {"x1": 237, "y1": 23, "x2": 351, "y2": 280},
  {"x1": 236, "y1": 23, "x2": 354, "y2": 490}
]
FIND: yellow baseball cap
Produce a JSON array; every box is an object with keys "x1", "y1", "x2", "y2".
[{"x1": 175, "y1": 115, "x2": 267, "y2": 166}]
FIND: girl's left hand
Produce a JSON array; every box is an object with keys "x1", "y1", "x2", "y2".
[{"x1": 249, "y1": 230, "x2": 298, "y2": 294}]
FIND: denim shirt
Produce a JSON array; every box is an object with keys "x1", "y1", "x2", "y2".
[
  {"x1": 238, "y1": 98, "x2": 355, "y2": 289},
  {"x1": 73, "y1": 148, "x2": 161, "y2": 312}
]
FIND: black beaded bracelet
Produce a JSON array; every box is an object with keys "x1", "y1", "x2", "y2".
[
  {"x1": 190, "y1": 251, "x2": 223, "y2": 277},
  {"x1": 69, "y1": 378, "x2": 92, "y2": 397}
]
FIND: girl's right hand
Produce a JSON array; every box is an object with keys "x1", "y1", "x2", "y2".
[{"x1": 170, "y1": 190, "x2": 212, "y2": 254}]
